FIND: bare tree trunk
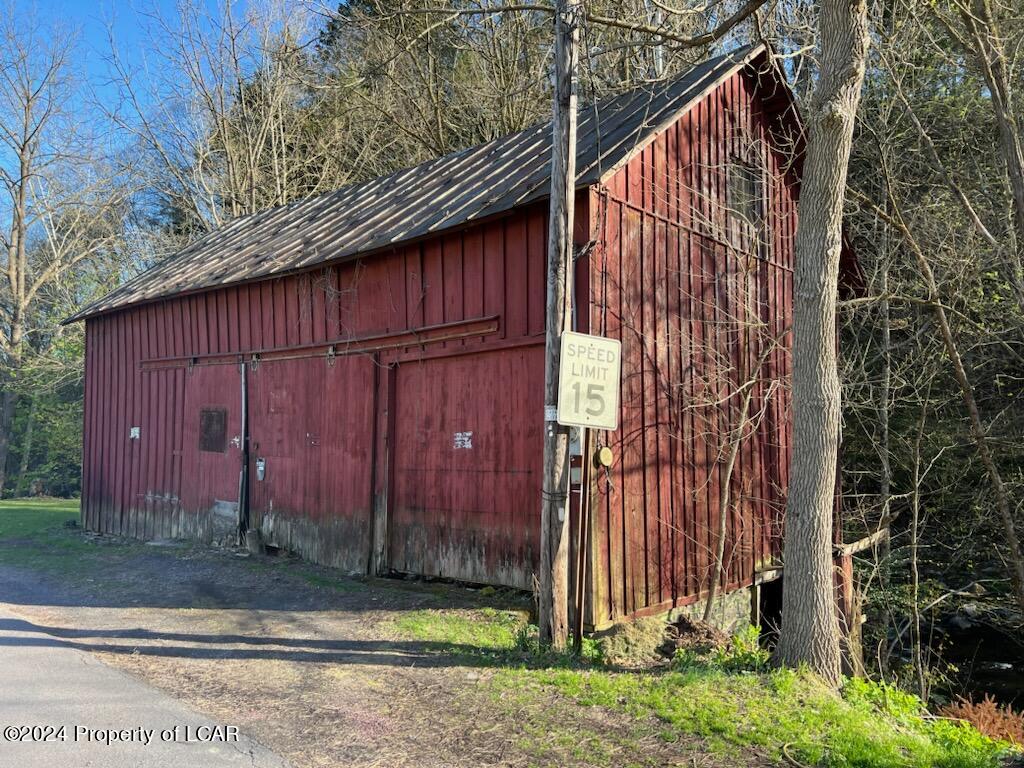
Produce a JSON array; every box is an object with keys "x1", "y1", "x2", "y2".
[
  {"x1": 0, "y1": 388, "x2": 14, "y2": 497},
  {"x1": 776, "y1": 0, "x2": 869, "y2": 687},
  {"x1": 876, "y1": 245, "x2": 893, "y2": 586},
  {"x1": 0, "y1": 15, "x2": 129, "y2": 510},
  {"x1": 704, "y1": 385, "x2": 754, "y2": 623},
  {"x1": 909, "y1": 391, "x2": 929, "y2": 702},
  {"x1": 16, "y1": 393, "x2": 36, "y2": 496},
  {"x1": 703, "y1": 335, "x2": 777, "y2": 622},
  {"x1": 965, "y1": 0, "x2": 1024, "y2": 269},
  {"x1": 538, "y1": 0, "x2": 579, "y2": 649},
  {"x1": 932, "y1": 0, "x2": 1024, "y2": 314}
]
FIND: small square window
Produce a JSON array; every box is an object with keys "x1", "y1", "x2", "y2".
[{"x1": 199, "y1": 407, "x2": 228, "y2": 453}]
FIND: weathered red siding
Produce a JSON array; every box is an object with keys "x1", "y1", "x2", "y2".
[
  {"x1": 82, "y1": 202, "x2": 565, "y2": 586},
  {"x1": 247, "y1": 354, "x2": 376, "y2": 571},
  {"x1": 584, "y1": 70, "x2": 796, "y2": 627},
  {"x1": 389, "y1": 345, "x2": 545, "y2": 586}
]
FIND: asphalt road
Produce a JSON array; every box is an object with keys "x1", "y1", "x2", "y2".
[{"x1": 0, "y1": 606, "x2": 289, "y2": 768}]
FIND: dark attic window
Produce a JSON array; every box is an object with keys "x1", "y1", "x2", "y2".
[
  {"x1": 728, "y1": 157, "x2": 765, "y2": 255},
  {"x1": 199, "y1": 407, "x2": 228, "y2": 453}
]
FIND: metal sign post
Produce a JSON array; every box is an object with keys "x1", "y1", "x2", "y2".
[{"x1": 555, "y1": 330, "x2": 620, "y2": 650}]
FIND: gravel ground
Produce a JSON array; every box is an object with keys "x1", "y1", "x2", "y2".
[{"x1": 0, "y1": 533, "x2": 764, "y2": 767}]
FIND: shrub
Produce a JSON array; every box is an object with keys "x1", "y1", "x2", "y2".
[
  {"x1": 672, "y1": 623, "x2": 769, "y2": 673},
  {"x1": 940, "y1": 695, "x2": 1024, "y2": 746},
  {"x1": 844, "y1": 678, "x2": 1016, "y2": 763},
  {"x1": 844, "y1": 676, "x2": 929, "y2": 720},
  {"x1": 711, "y1": 624, "x2": 770, "y2": 672}
]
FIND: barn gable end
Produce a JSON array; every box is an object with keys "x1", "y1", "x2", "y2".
[{"x1": 582, "y1": 64, "x2": 798, "y2": 628}]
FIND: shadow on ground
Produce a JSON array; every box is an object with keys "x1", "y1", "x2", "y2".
[
  {"x1": 0, "y1": 616, "x2": 525, "y2": 668},
  {"x1": 0, "y1": 529, "x2": 528, "y2": 614},
  {"x1": 0, "y1": 529, "x2": 540, "y2": 672}
]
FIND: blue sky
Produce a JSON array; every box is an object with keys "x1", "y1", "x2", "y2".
[
  {"x1": 19, "y1": 0, "x2": 231, "y2": 105},
  {"x1": 28, "y1": 1, "x2": 173, "y2": 71}
]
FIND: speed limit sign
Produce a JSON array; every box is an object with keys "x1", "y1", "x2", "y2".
[{"x1": 557, "y1": 331, "x2": 621, "y2": 430}]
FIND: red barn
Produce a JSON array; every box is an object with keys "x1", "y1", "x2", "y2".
[{"x1": 70, "y1": 44, "x2": 810, "y2": 630}]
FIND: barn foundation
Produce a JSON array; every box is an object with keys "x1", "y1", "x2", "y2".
[{"x1": 669, "y1": 588, "x2": 758, "y2": 636}]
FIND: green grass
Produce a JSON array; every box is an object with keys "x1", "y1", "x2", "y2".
[
  {"x1": 395, "y1": 607, "x2": 1017, "y2": 768},
  {"x1": 1, "y1": 502, "x2": 1013, "y2": 768},
  {"x1": 0, "y1": 498, "x2": 80, "y2": 537},
  {"x1": 504, "y1": 667, "x2": 1013, "y2": 768},
  {"x1": 391, "y1": 606, "x2": 529, "y2": 653},
  {"x1": 0, "y1": 497, "x2": 132, "y2": 579}
]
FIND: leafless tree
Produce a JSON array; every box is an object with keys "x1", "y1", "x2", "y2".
[
  {"x1": 0, "y1": 10, "x2": 130, "y2": 493},
  {"x1": 104, "y1": 0, "x2": 329, "y2": 234}
]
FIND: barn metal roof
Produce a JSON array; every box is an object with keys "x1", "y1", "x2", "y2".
[{"x1": 70, "y1": 44, "x2": 764, "y2": 323}]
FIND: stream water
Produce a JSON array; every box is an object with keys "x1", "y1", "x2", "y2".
[{"x1": 939, "y1": 620, "x2": 1024, "y2": 707}]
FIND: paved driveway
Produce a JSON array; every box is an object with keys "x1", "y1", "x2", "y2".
[{"x1": 0, "y1": 606, "x2": 288, "y2": 768}]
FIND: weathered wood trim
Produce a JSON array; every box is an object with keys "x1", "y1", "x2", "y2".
[
  {"x1": 834, "y1": 527, "x2": 889, "y2": 558},
  {"x1": 388, "y1": 334, "x2": 544, "y2": 364},
  {"x1": 754, "y1": 567, "x2": 783, "y2": 584},
  {"x1": 371, "y1": 364, "x2": 398, "y2": 575},
  {"x1": 586, "y1": 582, "x2": 757, "y2": 632},
  {"x1": 586, "y1": 450, "x2": 609, "y2": 630},
  {"x1": 367, "y1": 353, "x2": 382, "y2": 575},
  {"x1": 139, "y1": 316, "x2": 500, "y2": 370},
  {"x1": 572, "y1": 429, "x2": 595, "y2": 646}
]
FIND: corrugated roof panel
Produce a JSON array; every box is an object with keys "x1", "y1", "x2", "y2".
[{"x1": 69, "y1": 45, "x2": 762, "y2": 322}]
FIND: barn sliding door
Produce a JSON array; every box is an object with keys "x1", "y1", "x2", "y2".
[
  {"x1": 388, "y1": 346, "x2": 545, "y2": 589},
  {"x1": 180, "y1": 363, "x2": 244, "y2": 540},
  {"x1": 246, "y1": 355, "x2": 376, "y2": 572}
]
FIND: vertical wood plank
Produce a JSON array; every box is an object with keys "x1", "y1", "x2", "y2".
[
  {"x1": 527, "y1": 208, "x2": 546, "y2": 336},
  {"x1": 482, "y1": 223, "x2": 504, "y2": 337},
  {"x1": 503, "y1": 217, "x2": 528, "y2": 338}
]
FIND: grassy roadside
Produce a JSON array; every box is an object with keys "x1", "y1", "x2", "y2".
[
  {"x1": 0, "y1": 499, "x2": 160, "y2": 598},
  {"x1": 391, "y1": 608, "x2": 1020, "y2": 768},
  {"x1": 0, "y1": 497, "x2": 80, "y2": 533},
  {"x1": 0, "y1": 499, "x2": 1018, "y2": 767},
  {"x1": 0, "y1": 498, "x2": 92, "y2": 573}
]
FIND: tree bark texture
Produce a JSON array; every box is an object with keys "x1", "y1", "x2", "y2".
[{"x1": 776, "y1": 0, "x2": 869, "y2": 687}]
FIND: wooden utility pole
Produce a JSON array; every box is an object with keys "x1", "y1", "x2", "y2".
[{"x1": 539, "y1": 0, "x2": 580, "y2": 649}]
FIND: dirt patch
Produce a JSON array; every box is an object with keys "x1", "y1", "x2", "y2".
[
  {"x1": 597, "y1": 616, "x2": 668, "y2": 668},
  {"x1": 0, "y1": 535, "x2": 770, "y2": 767},
  {"x1": 597, "y1": 614, "x2": 730, "y2": 669},
  {"x1": 661, "y1": 615, "x2": 730, "y2": 657}
]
